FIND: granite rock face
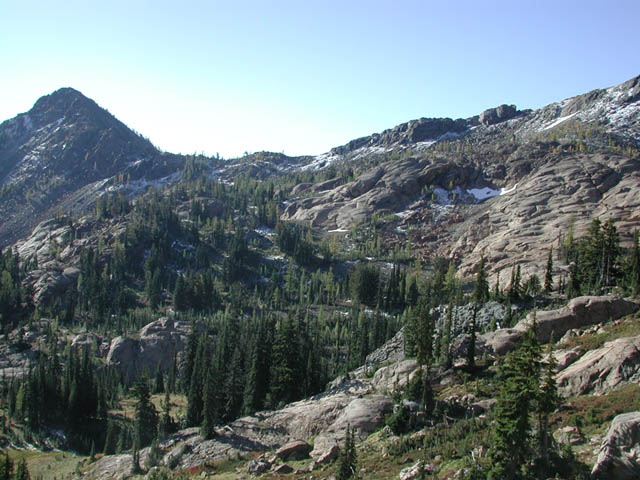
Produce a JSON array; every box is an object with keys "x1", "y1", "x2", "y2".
[
  {"x1": 479, "y1": 104, "x2": 518, "y2": 126},
  {"x1": 556, "y1": 335, "x2": 640, "y2": 396},
  {"x1": 106, "y1": 317, "x2": 194, "y2": 382},
  {"x1": 480, "y1": 296, "x2": 638, "y2": 355},
  {"x1": 592, "y1": 412, "x2": 640, "y2": 480}
]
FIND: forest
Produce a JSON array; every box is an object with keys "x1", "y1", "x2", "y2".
[{"x1": 0, "y1": 158, "x2": 638, "y2": 479}]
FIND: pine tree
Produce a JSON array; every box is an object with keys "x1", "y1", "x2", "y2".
[
  {"x1": 185, "y1": 336, "x2": 206, "y2": 427},
  {"x1": 601, "y1": 219, "x2": 620, "y2": 288},
  {"x1": 440, "y1": 300, "x2": 454, "y2": 368},
  {"x1": 415, "y1": 303, "x2": 434, "y2": 367},
  {"x1": 132, "y1": 377, "x2": 158, "y2": 448},
  {"x1": 153, "y1": 363, "x2": 164, "y2": 394},
  {"x1": 488, "y1": 320, "x2": 541, "y2": 480},
  {"x1": 472, "y1": 256, "x2": 489, "y2": 304},
  {"x1": 337, "y1": 425, "x2": 357, "y2": 480},
  {"x1": 201, "y1": 355, "x2": 217, "y2": 439},
  {"x1": 13, "y1": 458, "x2": 30, "y2": 480},
  {"x1": 536, "y1": 341, "x2": 559, "y2": 473},
  {"x1": 466, "y1": 305, "x2": 477, "y2": 369},
  {"x1": 103, "y1": 420, "x2": 116, "y2": 455},
  {"x1": 629, "y1": 230, "x2": 640, "y2": 295},
  {"x1": 159, "y1": 389, "x2": 175, "y2": 439},
  {"x1": 544, "y1": 248, "x2": 553, "y2": 293},
  {"x1": 0, "y1": 453, "x2": 13, "y2": 480}
]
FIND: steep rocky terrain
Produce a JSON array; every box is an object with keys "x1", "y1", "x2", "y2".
[
  {"x1": 1, "y1": 75, "x2": 639, "y2": 479},
  {"x1": 0, "y1": 88, "x2": 187, "y2": 245},
  {"x1": 283, "y1": 75, "x2": 640, "y2": 284}
]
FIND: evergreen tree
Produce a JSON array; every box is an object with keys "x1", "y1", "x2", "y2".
[
  {"x1": 536, "y1": 341, "x2": 559, "y2": 474},
  {"x1": 201, "y1": 355, "x2": 217, "y2": 439},
  {"x1": 544, "y1": 248, "x2": 553, "y2": 293},
  {"x1": 337, "y1": 426, "x2": 357, "y2": 480},
  {"x1": 132, "y1": 377, "x2": 158, "y2": 448},
  {"x1": 601, "y1": 219, "x2": 620, "y2": 288},
  {"x1": 13, "y1": 458, "x2": 30, "y2": 480},
  {"x1": 415, "y1": 303, "x2": 434, "y2": 367},
  {"x1": 466, "y1": 305, "x2": 477, "y2": 369},
  {"x1": 153, "y1": 363, "x2": 164, "y2": 394},
  {"x1": 0, "y1": 453, "x2": 13, "y2": 480},
  {"x1": 185, "y1": 336, "x2": 206, "y2": 427},
  {"x1": 269, "y1": 317, "x2": 301, "y2": 406},
  {"x1": 488, "y1": 320, "x2": 541, "y2": 480},
  {"x1": 159, "y1": 389, "x2": 175, "y2": 439},
  {"x1": 103, "y1": 420, "x2": 116, "y2": 455},
  {"x1": 472, "y1": 256, "x2": 489, "y2": 304},
  {"x1": 629, "y1": 230, "x2": 640, "y2": 295}
]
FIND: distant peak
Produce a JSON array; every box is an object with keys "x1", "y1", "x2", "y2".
[{"x1": 29, "y1": 87, "x2": 100, "y2": 121}]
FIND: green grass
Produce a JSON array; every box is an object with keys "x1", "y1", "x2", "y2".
[{"x1": 7, "y1": 449, "x2": 86, "y2": 480}]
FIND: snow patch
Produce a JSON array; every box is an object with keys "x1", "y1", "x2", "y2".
[
  {"x1": 301, "y1": 151, "x2": 341, "y2": 171},
  {"x1": 466, "y1": 187, "x2": 500, "y2": 201},
  {"x1": 540, "y1": 112, "x2": 578, "y2": 131},
  {"x1": 500, "y1": 183, "x2": 517, "y2": 195}
]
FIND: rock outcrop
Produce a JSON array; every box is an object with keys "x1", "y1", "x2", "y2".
[
  {"x1": 480, "y1": 296, "x2": 639, "y2": 355},
  {"x1": 106, "y1": 317, "x2": 194, "y2": 382},
  {"x1": 479, "y1": 104, "x2": 518, "y2": 126},
  {"x1": 592, "y1": 412, "x2": 640, "y2": 480},
  {"x1": 556, "y1": 335, "x2": 640, "y2": 396}
]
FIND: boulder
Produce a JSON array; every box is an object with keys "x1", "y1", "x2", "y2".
[
  {"x1": 372, "y1": 359, "x2": 419, "y2": 393},
  {"x1": 592, "y1": 412, "x2": 640, "y2": 480},
  {"x1": 312, "y1": 444, "x2": 340, "y2": 464},
  {"x1": 480, "y1": 296, "x2": 639, "y2": 355},
  {"x1": 247, "y1": 458, "x2": 270, "y2": 476},
  {"x1": 275, "y1": 440, "x2": 312, "y2": 461},
  {"x1": 479, "y1": 104, "x2": 518, "y2": 126},
  {"x1": 469, "y1": 398, "x2": 497, "y2": 415},
  {"x1": 272, "y1": 463, "x2": 293, "y2": 474},
  {"x1": 106, "y1": 317, "x2": 195, "y2": 382},
  {"x1": 556, "y1": 335, "x2": 640, "y2": 397},
  {"x1": 548, "y1": 347, "x2": 583, "y2": 371},
  {"x1": 553, "y1": 426, "x2": 585, "y2": 445}
]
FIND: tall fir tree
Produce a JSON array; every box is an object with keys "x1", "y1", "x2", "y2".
[
  {"x1": 544, "y1": 247, "x2": 553, "y2": 293},
  {"x1": 488, "y1": 319, "x2": 541, "y2": 480},
  {"x1": 472, "y1": 256, "x2": 489, "y2": 304}
]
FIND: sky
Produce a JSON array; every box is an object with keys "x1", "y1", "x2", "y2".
[{"x1": 1, "y1": 0, "x2": 639, "y2": 159}]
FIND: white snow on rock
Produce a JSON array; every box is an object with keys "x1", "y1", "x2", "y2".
[
  {"x1": 540, "y1": 112, "x2": 578, "y2": 131},
  {"x1": 500, "y1": 183, "x2": 517, "y2": 195},
  {"x1": 300, "y1": 151, "x2": 341, "y2": 171},
  {"x1": 467, "y1": 187, "x2": 500, "y2": 201},
  {"x1": 466, "y1": 184, "x2": 517, "y2": 202}
]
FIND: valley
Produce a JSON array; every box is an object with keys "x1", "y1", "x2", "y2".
[{"x1": 0, "y1": 75, "x2": 638, "y2": 479}]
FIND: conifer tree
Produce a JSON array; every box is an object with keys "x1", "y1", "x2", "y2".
[
  {"x1": 415, "y1": 303, "x2": 434, "y2": 367},
  {"x1": 488, "y1": 319, "x2": 541, "y2": 480},
  {"x1": 0, "y1": 453, "x2": 13, "y2": 480},
  {"x1": 153, "y1": 363, "x2": 164, "y2": 394},
  {"x1": 132, "y1": 377, "x2": 158, "y2": 448},
  {"x1": 472, "y1": 256, "x2": 489, "y2": 304},
  {"x1": 629, "y1": 230, "x2": 640, "y2": 295},
  {"x1": 103, "y1": 420, "x2": 116, "y2": 455},
  {"x1": 466, "y1": 305, "x2": 477, "y2": 369},
  {"x1": 537, "y1": 341, "x2": 559, "y2": 472},
  {"x1": 14, "y1": 458, "x2": 29, "y2": 480},
  {"x1": 544, "y1": 248, "x2": 553, "y2": 293},
  {"x1": 185, "y1": 337, "x2": 206, "y2": 427},
  {"x1": 337, "y1": 425, "x2": 357, "y2": 480},
  {"x1": 159, "y1": 389, "x2": 175, "y2": 439}
]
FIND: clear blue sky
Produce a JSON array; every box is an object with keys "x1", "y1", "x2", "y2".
[{"x1": 1, "y1": 0, "x2": 638, "y2": 158}]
